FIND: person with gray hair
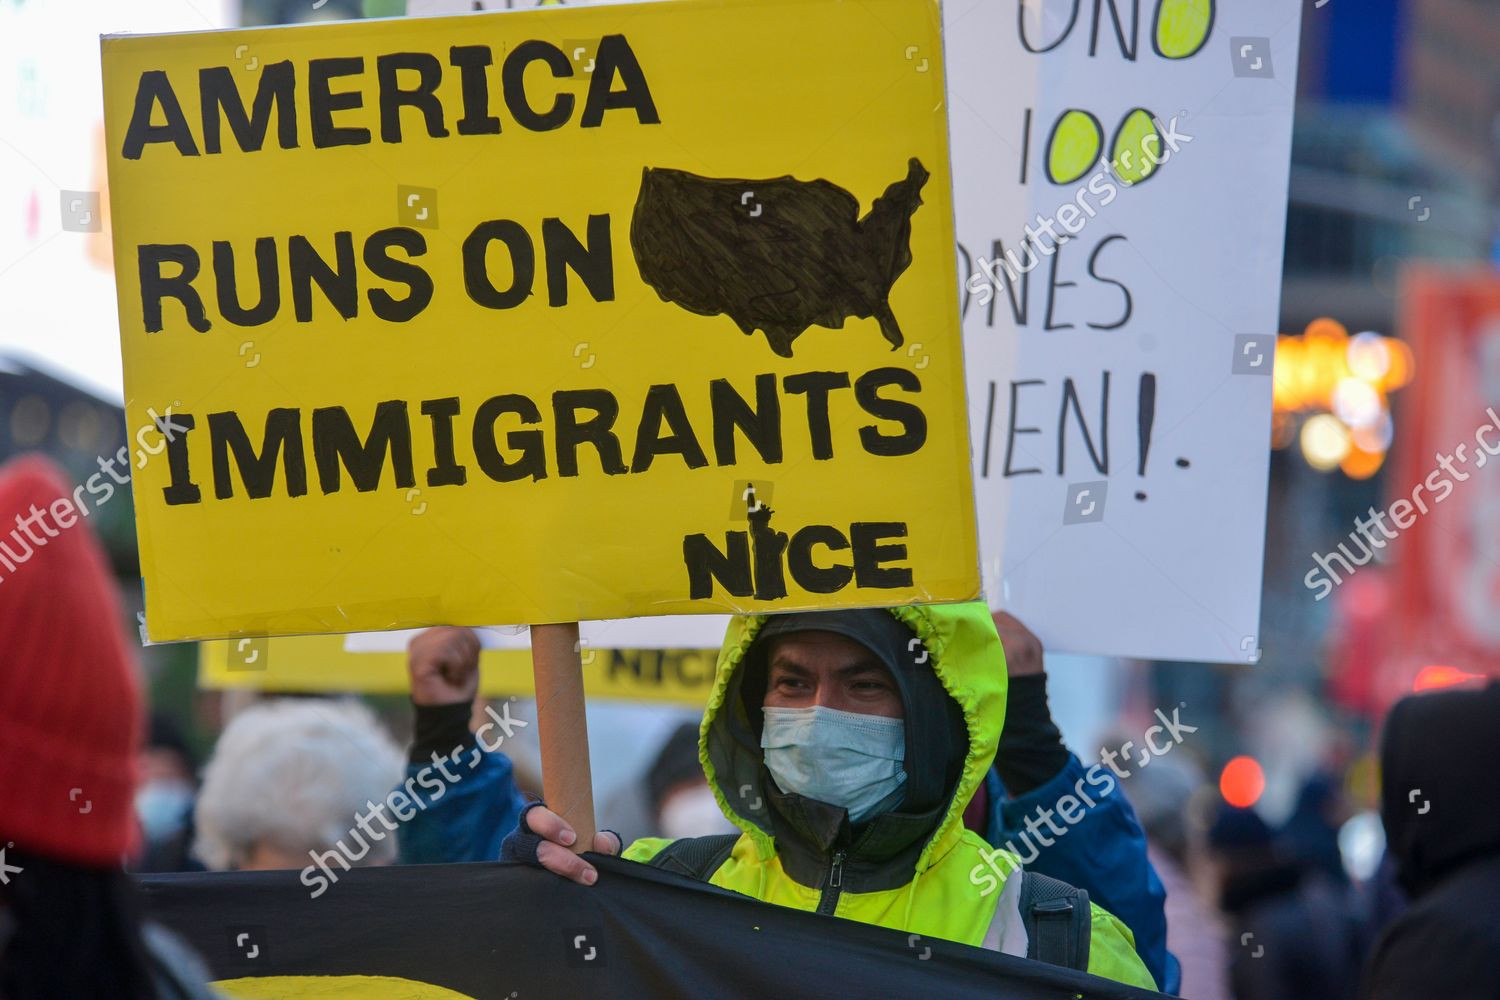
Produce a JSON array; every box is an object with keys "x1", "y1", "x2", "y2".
[{"x1": 193, "y1": 699, "x2": 405, "y2": 872}]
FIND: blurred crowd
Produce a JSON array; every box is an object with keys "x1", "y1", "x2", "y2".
[{"x1": 2, "y1": 453, "x2": 1497, "y2": 999}]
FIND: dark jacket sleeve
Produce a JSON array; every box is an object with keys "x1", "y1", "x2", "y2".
[
  {"x1": 984, "y1": 756, "x2": 1176, "y2": 993},
  {"x1": 1360, "y1": 877, "x2": 1499, "y2": 1000},
  {"x1": 395, "y1": 703, "x2": 529, "y2": 865}
]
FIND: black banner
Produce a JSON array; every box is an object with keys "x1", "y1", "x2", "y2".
[{"x1": 139, "y1": 857, "x2": 1166, "y2": 999}]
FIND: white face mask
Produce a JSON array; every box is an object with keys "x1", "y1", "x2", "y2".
[
  {"x1": 658, "y1": 783, "x2": 736, "y2": 839},
  {"x1": 760, "y1": 705, "x2": 907, "y2": 824}
]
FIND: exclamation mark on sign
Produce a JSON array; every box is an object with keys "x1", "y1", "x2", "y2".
[{"x1": 1135, "y1": 372, "x2": 1157, "y2": 501}]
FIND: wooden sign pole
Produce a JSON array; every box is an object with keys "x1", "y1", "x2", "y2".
[{"x1": 530, "y1": 621, "x2": 596, "y2": 854}]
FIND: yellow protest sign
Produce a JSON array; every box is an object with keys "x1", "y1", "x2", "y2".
[
  {"x1": 103, "y1": 0, "x2": 976, "y2": 642},
  {"x1": 199, "y1": 635, "x2": 717, "y2": 705}
]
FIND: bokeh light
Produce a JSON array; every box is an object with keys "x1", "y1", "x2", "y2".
[
  {"x1": 1273, "y1": 318, "x2": 1415, "y2": 478},
  {"x1": 1219, "y1": 755, "x2": 1266, "y2": 809},
  {"x1": 1301, "y1": 413, "x2": 1352, "y2": 471},
  {"x1": 1413, "y1": 664, "x2": 1484, "y2": 692}
]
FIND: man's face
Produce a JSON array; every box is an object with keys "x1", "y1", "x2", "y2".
[{"x1": 762, "y1": 631, "x2": 903, "y2": 719}]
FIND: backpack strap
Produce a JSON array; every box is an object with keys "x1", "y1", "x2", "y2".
[
  {"x1": 1018, "y1": 870, "x2": 1091, "y2": 973},
  {"x1": 645, "y1": 833, "x2": 740, "y2": 881}
]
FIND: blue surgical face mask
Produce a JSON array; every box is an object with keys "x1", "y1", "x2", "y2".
[
  {"x1": 135, "y1": 780, "x2": 194, "y2": 844},
  {"x1": 760, "y1": 705, "x2": 907, "y2": 824}
]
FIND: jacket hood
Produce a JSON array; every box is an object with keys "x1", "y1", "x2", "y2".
[
  {"x1": 1381, "y1": 681, "x2": 1500, "y2": 897},
  {"x1": 700, "y1": 601, "x2": 1006, "y2": 877}
]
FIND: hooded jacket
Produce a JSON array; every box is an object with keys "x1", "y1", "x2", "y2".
[
  {"x1": 620, "y1": 601, "x2": 1154, "y2": 990},
  {"x1": 1361, "y1": 682, "x2": 1500, "y2": 1000}
]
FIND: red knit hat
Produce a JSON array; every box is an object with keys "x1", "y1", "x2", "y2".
[{"x1": 0, "y1": 454, "x2": 142, "y2": 867}]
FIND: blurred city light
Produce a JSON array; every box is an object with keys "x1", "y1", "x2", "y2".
[
  {"x1": 1338, "y1": 811, "x2": 1386, "y2": 883},
  {"x1": 1218, "y1": 755, "x2": 1266, "y2": 809},
  {"x1": 1273, "y1": 317, "x2": 1414, "y2": 479},
  {"x1": 1300, "y1": 412, "x2": 1352, "y2": 471},
  {"x1": 1412, "y1": 664, "x2": 1485, "y2": 692}
]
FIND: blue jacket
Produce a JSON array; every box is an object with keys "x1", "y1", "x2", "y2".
[
  {"x1": 984, "y1": 754, "x2": 1177, "y2": 993},
  {"x1": 396, "y1": 737, "x2": 527, "y2": 865}
]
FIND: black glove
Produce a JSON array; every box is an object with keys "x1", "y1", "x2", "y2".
[
  {"x1": 995, "y1": 673, "x2": 1069, "y2": 795},
  {"x1": 501, "y1": 802, "x2": 623, "y2": 865},
  {"x1": 500, "y1": 801, "x2": 551, "y2": 865},
  {"x1": 408, "y1": 700, "x2": 472, "y2": 764}
]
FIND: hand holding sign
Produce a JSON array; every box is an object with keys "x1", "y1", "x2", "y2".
[{"x1": 512, "y1": 803, "x2": 622, "y2": 885}]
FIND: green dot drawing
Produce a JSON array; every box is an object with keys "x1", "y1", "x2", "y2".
[
  {"x1": 1153, "y1": 0, "x2": 1215, "y2": 60},
  {"x1": 1046, "y1": 110, "x2": 1103, "y2": 186},
  {"x1": 1112, "y1": 108, "x2": 1162, "y2": 186}
]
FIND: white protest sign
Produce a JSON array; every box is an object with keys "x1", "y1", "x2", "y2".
[
  {"x1": 392, "y1": 0, "x2": 1300, "y2": 665},
  {"x1": 952, "y1": 0, "x2": 1299, "y2": 663},
  {"x1": 342, "y1": 614, "x2": 730, "y2": 652}
]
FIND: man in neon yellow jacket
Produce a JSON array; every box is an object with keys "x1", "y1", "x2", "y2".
[{"x1": 512, "y1": 601, "x2": 1156, "y2": 990}]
